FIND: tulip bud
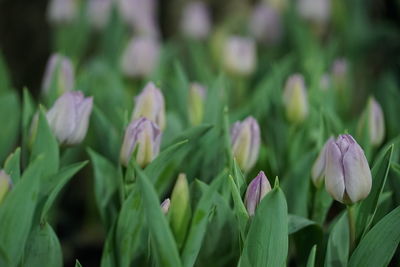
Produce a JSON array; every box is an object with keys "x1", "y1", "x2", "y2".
[
  {"x1": 131, "y1": 82, "x2": 166, "y2": 131},
  {"x1": 120, "y1": 117, "x2": 161, "y2": 167},
  {"x1": 188, "y1": 83, "x2": 206, "y2": 126},
  {"x1": 244, "y1": 171, "x2": 272, "y2": 216},
  {"x1": 46, "y1": 91, "x2": 93, "y2": 145},
  {"x1": 47, "y1": 0, "x2": 78, "y2": 25},
  {"x1": 249, "y1": 3, "x2": 282, "y2": 44},
  {"x1": 41, "y1": 54, "x2": 75, "y2": 96},
  {"x1": 88, "y1": 0, "x2": 112, "y2": 30},
  {"x1": 121, "y1": 36, "x2": 160, "y2": 78},
  {"x1": 311, "y1": 137, "x2": 334, "y2": 188},
  {"x1": 0, "y1": 170, "x2": 12, "y2": 204},
  {"x1": 297, "y1": 0, "x2": 330, "y2": 24},
  {"x1": 325, "y1": 134, "x2": 372, "y2": 204},
  {"x1": 283, "y1": 74, "x2": 309, "y2": 124},
  {"x1": 223, "y1": 36, "x2": 256, "y2": 76},
  {"x1": 319, "y1": 73, "x2": 331, "y2": 91},
  {"x1": 169, "y1": 173, "x2": 191, "y2": 248},
  {"x1": 358, "y1": 97, "x2": 385, "y2": 147},
  {"x1": 331, "y1": 58, "x2": 348, "y2": 92},
  {"x1": 231, "y1": 116, "x2": 261, "y2": 172},
  {"x1": 181, "y1": 2, "x2": 211, "y2": 40},
  {"x1": 161, "y1": 198, "x2": 170, "y2": 214}
]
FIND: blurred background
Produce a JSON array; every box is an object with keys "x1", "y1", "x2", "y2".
[{"x1": 1, "y1": 0, "x2": 400, "y2": 266}]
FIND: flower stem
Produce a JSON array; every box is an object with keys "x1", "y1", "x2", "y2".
[{"x1": 347, "y1": 205, "x2": 356, "y2": 252}]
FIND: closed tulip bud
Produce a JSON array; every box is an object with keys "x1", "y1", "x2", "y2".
[
  {"x1": 231, "y1": 116, "x2": 261, "y2": 172},
  {"x1": 325, "y1": 134, "x2": 372, "y2": 204},
  {"x1": 121, "y1": 36, "x2": 160, "y2": 78},
  {"x1": 88, "y1": 0, "x2": 112, "y2": 30},
  {"x1": 46, "y1": 91, "x2": 93, "y2": 145},
  {"x1": 244, "y1": 171, "x2": 272, "y2": 216},
  {"x1": 0, "y1": 170, "x2": 12, "y2": 204},
  {"x1": 188, "y1": 83, "x2": 206, "y2": 126},
  {"x1": 181, "y1": 2, "x2": 211, "y2": 40},
  {"x1": 331, "y1": 58, "x2": 348, "y2": 92},
  {"x1": 131, "y1": 82, "x2": 166, "y2": 131},
  {"x1": 223, "y1": 36, "x2": 256, "y2": 76},
  {"x1": 297, "y1": 0, "x2": 330, "y2": 23},
  {"x1": 249, "y1": 3, "x2": 283, "y2": 44},
  {"x1": 311, "y1": 137, "x2": 334, "y2": 188},
  {"x1": 120, "y1": 117, "x2": 161, "y2": 167},
  {"x1": 283, "y1": 74, "x2": 309, "y2": 124},
  {"x1": 358, "y1": 97, "x2": 385, "y2": 146},
  {"x1": 47, "y1": 0, "x2": 78, "y2": 25},
  {"x1": 42, "y1": 54, "x2": 74, "y2": 95},
  {"x1": 161, "y1": 198, "x2": 170, "y2": 214},
  {"x1": 169, "y1": 173, "x2": 191, "y2": 248}
]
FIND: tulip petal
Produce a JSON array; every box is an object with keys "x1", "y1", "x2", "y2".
[{"x1": 325, "y1": 140, "x2": 345, "y2": 203}]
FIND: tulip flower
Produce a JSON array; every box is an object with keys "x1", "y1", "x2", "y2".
[
  {"x1": 41, "y1": 54, "x2": 74, "y2": 95},
  {"x1": 47, "y1": 0, "x2": 77, "y2": 25},
  {"x1": 0, "y1": 171, "x2": 12, "y2": 204},
  {"x1": 325, "y1": 134, "x2": 372, "y2": 204},
  {"x1": 244, "y1": 171, "x2": 272, "y2": 216},
  {"x1": 181, "y1": 2, "x2": 211, "y2": 40},
  {"x1": 188, "y1": 83, "x2": 206, "y2": 126},
  {"x1": 283, "y1": 74, "x2": 309, "y2": 124},
  {"x1": 169, "y1": 173, "x2": 191, "y2": 248},
  {"x1": 358, "y1": 97, "x2": 385, "y2": 147},
  {"x1": 46, "y1": 91, "x2": 93, "y2": 145},
  {"x1": 88, "y1": 0, "x2": 112, "y2": 30},
  {"x1": 131, "y1": 82, "x2": 166, "y2": 131},
  {"x1": 297, "y1": 0, "x2": 330, "y2": 23},
  {"x1": 249, "y1": 3, "x2": 282, "y2": 44},
  {"x1": 161, "y1": 198, "x2": 170, "y2": 215},
  {"x1": 223, "y1": 36, "x2": 256, "y2": 76},
  {"x1": 311, "y1": 137, "x2": 334, "y2": 188},
  {"x1": 231, "y1": 116, "x2": 261, "y2": 172},
  {"x1": 120, "y1": 117, "x2": 161, "y2": 167},
  {"x1": 121, "y1": 36, "x2": 160, "y2": 78},
  {"x1": 331, "y1": 58, "x2": 348, "y2": 92}
]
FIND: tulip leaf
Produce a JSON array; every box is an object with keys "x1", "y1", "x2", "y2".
[
  {"x1": 30, "y1": 109, "x2": 59, "y2": 177},
  {"x1": 288, "y1": 215, "x2": 317, "y2": 235},
  {"x1": 0, "y1": 53, "x2": 11, "y2": 93},
  {"x1": 324, "y1": 213, "x2": 349, "y2": 267},
  {"x1": 0, "y1": 91, "x2": 20, "y2": 164},
  {"x1": 40, "y1": 161, "x2": 88, "y2": 222},
  {"x1": 88, "y1": 148, "x2": 120, "y2": 228},
  {"x1": 3, "y1": 147, "x2": 21, "y2": 184},
  {"x1": 100, "y1": 222, "x2": 118, "y2": 267},
  {"x1": 349, "y1": 206, "x2": 400, "y2": 267},
  {"x1": 228, "y1": 175, "x2": 249, "y2": 241},
  {"x1": 306, "y1": 245, "x2": 317, "y2": 267},
  {"x1": 181, "y1": 171, "x2": 225, "y2": 267},
  {"x1": 75, "y1": 260, "x2": 83, "y2": 267},
  {"x1": 134, "y1": 164, "x2": 182, "y2": 267},
  {"x1": 22, "y1": 223, "x2": 62, "y2": 267},
  {"x1": 238, "y1": 185, "x2": 288, "y2": 267},
  {"x1": 232, "y1": 158, "x2": 246, "y2": 194},
  {"x1": 355, "y1": 144, "x2": 393, "y2": 239},
  {"x1": 0, "y1": 156, "x2": 43, "y2": 266}
]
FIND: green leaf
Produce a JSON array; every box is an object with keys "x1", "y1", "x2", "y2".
[
  {"x1": 288, "y1": 215, "x2": 317, "y2": 235},
  {"x1": 0, "y1": 156, "x2": 43, "y2": 266},
  {"x1": 100, "y1": 222, "x2": 117, "y2": 267},
  {"x1": 22, "y1": 223, "x2": 62, "y2": 267},
  {"x1": 0, "y1": 53, "x2": 11, "y2": 93},
  {"x1": 0, "y1": 91, "x2": 20, "y2": 164},
  {"x1": 21, "y1": 88, "x2": 36, "y2": 163},
  {"x1": 306, "y1": 245, "x2": 317, "y2": 267},
  {"x1": 239, "y1": 185, "x2": 288, "y2": 267},
  {"x1": 228, "y1": 174, "x2": 249, "y2": 241},
  {"x1": 181, "y1": 172, "x2": 225, "y2": 267},
  {"x1": 135, "y1": 164, "x2": 182, "y2": 267},
  {"x1": 30, "y1": 108, "x2": 59, "y2": 177},
  {"x1": 349, "y1": 206, "x2": 400, "y2": 267},
  {"x1": 75, "y1": 260, "x2": 83, "y2": 267},
  {"x1": 355, "y1": 144, "x2": 393, "y2": 239},
  {"x1": 3, "y1": 147, "x2": 21, "y2": 184},
  {"x1": 88, "y1": 148, "x2": 120, "y2": 228},
  {"x1": 232, "y1": 158, "x2": 246, "y2": 195},
  {"x1": 40, "y1": 161, "x2": 88, "y2": 222},
  {"x1": 324, "y1": 213, "x2": 349, "y2": 267}
]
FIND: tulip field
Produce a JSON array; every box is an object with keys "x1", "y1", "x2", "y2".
[{"x1": 0, "y1": 0, "x2": 400, "y2": 266}]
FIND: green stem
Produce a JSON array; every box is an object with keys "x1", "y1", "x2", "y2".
[{"x1": 347, "y1": 205, "x2": 356, "y2": 253}]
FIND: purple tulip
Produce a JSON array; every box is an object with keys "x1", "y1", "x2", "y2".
[
  {"x1": 223, "y1": 36, "x2": 256, "y2": 76},
  {"x1": 181, "y1": 2, "x2": 211, "y2": 40},
  {"x1": 0, "y1": 170, "x2": 12, "y2": 204},
  {"x1": 311, "y1": 137, "x2": 334, "y2": 187},
  {"x1": 359, "y1": 97, "x2": 385, "y2": 146},
  {"x1": 331, "y1": 58, "x2": 348, "y2": 91},
  {"x1": 249, "y1": 3, "x2": 283, "y2": 44},
  {"x1": 131, "y1": 82, "x2": 166, "y2": 131},
  {"x1": 88, "y1": 0, "x2": 113, "y2": 30},
  {"x1": 161, "y1": 198, "x2": 170, "y2": 214},
  {"x1": 244, "y1": 171, "x2": 272, "y2": 216},
  {"x1": 120, "y1": 117, "x2": 161, "y2": 167},
  {"x1": 42, "y1": 54, "x2": 74, "y2": 95},
  {"x1": 297, "y1": 0, "x2": 330, "y2": 23},
  {"x1": 231, "y1": 116, "x2": 261, "y2": 172},
  {"x1": 325, "y1": 134, "x2": 372, "y2": 204},
  {"x1": 46, "y1": 91, "x2": 93, "y2": 145},
  {"x1": 47, "y1": 0, "x2": 78, "y2": 25}
]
